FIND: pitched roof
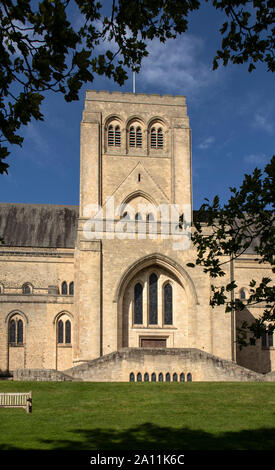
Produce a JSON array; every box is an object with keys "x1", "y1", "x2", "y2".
[{"x1": 0, "y1": 203, "x2": 79, "y2": 248}]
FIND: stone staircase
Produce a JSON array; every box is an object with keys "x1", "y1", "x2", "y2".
[
  {"x1": 12, "y1": 348, "x2": 275, "y2": 382},
  {"x1": 65, "y1": 347, "x2": 271, "y2": 382}
]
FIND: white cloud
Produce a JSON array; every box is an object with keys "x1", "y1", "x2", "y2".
[
  {"x1": 197, "y1": 136, "x2": 215, "y2": 150},
  {"x1": 253, "y1": 112, "x2": 274, "y2": 134},
  {"x1": 136, "y1": 35, "x2": 222, "y2": 97},
  {"x1": 244, "y1": 153, "x2": 270, "y2": 166}
]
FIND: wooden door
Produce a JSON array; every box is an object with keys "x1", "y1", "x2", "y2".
[{"x1": 140, "y1": 338, "x2": 166, "y2": 348}]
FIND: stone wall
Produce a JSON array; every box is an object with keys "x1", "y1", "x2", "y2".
[{"x1": 13, "y1": 368, "x2": 76, "y2": 381}]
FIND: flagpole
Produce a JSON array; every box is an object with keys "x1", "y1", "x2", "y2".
[{"x1": 133, "y1": 71, "x2": 135, "y2": 94}]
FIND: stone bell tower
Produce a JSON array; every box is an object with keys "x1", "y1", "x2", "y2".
[{"x1": 73, "y1": 90, "x2": 192, "y2": 364}]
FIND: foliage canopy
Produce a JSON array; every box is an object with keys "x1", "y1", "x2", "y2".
[
  {"x1": 188, "y1": 156, "x2": 275, "y2": 347},
  {"x1": 0, "y1": 0, "x2": 274, "y2": 173}
]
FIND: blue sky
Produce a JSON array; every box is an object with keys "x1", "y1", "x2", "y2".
[{"x1": 1, "y1": 2, "x2": 274, "y2": 210}]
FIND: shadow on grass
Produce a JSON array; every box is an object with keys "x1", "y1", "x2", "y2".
[{"x1": 1, "y1": 423, "x2": 275, "y2": 451}]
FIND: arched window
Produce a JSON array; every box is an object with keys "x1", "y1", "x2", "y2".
[
  {"x1": 129, "y1": 125, "x2": 142, "y2": 148},
  {"x1": 187, "y1": 373, "x2": 192, "y2": 382},
  {"x1": 180, "y1": 373, "x2": 185, "y2": 382},
  {"x1": 9, "y1": 316, "x2": 24, "y2": 345},
  {"x1": 150, "y1": 126, "x2": 164, "y2": 149},
  {"x1": 149, "y1": 273, "x2": 158, "y2": 325},
  {"x1": 164, "y1": 283, "x2": 173, "y2": 325},
  {"x1": 65, "y1": 320, "x2": 71, "y2": 344},
  {"x1": 61, "y1": 282, "x2": 68, "y2": 295},
  {"x1": 0, "y1": 284, "x2": 3, "y2": 295},
  {"x1": 173, "y1": 373, "x2": 178, "y2": 382},
  {"x1": 144, "y1": 372, "x2": 149, "y2": 382},
  {"x1": 58, "y1": 318, "x2": 71, "y2": 344},
  {"x1": 135, "y1": 212, "x2": 142, "y2": 221},
  {"x1": 150, "y1": 127, "x2": 157, "y2": 148},
  {"x1": 159, "y1": 372, "x2": 163, "y2": 382},
  {"x1": 130, "y1": 372, "x2": 135, "y2": 382},
  {"x1": 69, "y1": 282, "x2": 74, "y2": 295},
  {"x1": 261, "y1": 326, "x2": 274, "y2": 348},
  {"x1": 147, "y1": 213, "x2": 154, "y2": 222},
  {"x1": 157, "y1": 128, "x2": 163, "y2": 148},
  {"x1": 240, "y1": 289, "x2": 246, "y2": 300},
  {"x1": 108, "y1": 125, "x2": 114, "y2": 146},
  {"x1": 129, "y1": 126, "x2": 135, "y2": 147},
  {"x1": 58, "y1": 320, "x2": 64, "y2": 344},
  {"x1": 136, "y1": 127, "x2": 142, "y2": 147},
  {"x1": 134, "y1": 283, "x2": 143, "y2": 325},
  {"x1": 166, "y1": 372, "x2": 171, "y2": 382},
  {"x1": 9, "y1": 319, "x2": 16, "y2": 344},
  {"x1": 137, "y1": 372, "x2": 142, "y2": 382},
  {"x1": 22, "y1": 284, "x2": 31, "y2": 294},
  {"x1": 115, "y1": 125, "x2": 121, "y2": 147},
  {"x1": 151, "y1": 372, "x2": 156, "y2": 382},
  {"x1": 17, "y1": 319, "x2": 23, "y2": 344}
]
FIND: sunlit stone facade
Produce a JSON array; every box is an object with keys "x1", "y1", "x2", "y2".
[{"x1": 0, "y1": 91, "x2": 274, "y2": 381}]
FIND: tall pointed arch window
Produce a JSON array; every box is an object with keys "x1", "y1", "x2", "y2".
[
  {"x1": 149, "y1": 273, "x2": 158, "y2": 324},
  {"x1": 164, "y1": 283, "x2": 173, "y2": 325},
  {"x1": 58, "y1": 319, "x2": 64, "y2": 344},
  {"x1": 17, "y1": 319, "x2": 23, "y2": 344},
  {"x1": 57, "y1": 317, "x2": 72, "y2": 344},
  {"x1": 134, "y1": 283, "x2": 143, "y2": 324},
  {"x1": 9, "y1": 316, "x2": 24, "y2": 345},
  {"x1": 9, "y1": 319, "x2": 16, "y2": 344},
  {"x1": 65, "y1": 320, "x2": 71, "y2": 344}
]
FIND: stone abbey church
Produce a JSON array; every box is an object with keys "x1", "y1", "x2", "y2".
[{"x1": 0, "y1": 90, "x2": 274, "y2": 382}]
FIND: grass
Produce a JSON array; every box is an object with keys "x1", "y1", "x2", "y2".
[{"x1": 0, "y1": 381, "x2": 275, "y2": 450}]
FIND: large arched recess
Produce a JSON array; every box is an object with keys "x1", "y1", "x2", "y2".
[{"x1": 115, "y1": 253, "x2": 199, "y2": 349}]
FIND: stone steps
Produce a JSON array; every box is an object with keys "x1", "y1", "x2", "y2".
[
  {"x1": 11, "y1": 348, "x2": 274, "y2": 382},
  {"x1": 65, "y1": 347, "x2": 270, "y2": 382}
]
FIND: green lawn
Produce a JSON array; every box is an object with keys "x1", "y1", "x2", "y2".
[{"x1": 0, "y1": 381, "x2": 275, "y2": 450}]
